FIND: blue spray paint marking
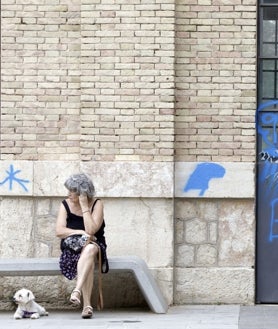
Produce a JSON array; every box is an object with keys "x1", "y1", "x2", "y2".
[
  {"x1": 257, "y1": 100, "x2": 278, "y2": 113},
  {"x1": 269, "y1": 198, "x2": 278, "y2": 242},
  {"x1": 183, "y1": 163, "x2": 226, "y2": 196},
  {"x1": 257, "y1": 101, "x2": 278, "y2": 187},
  {"x1": 256, "y1": 100, "x2": 278, "y2": 242},
  {"x1": 0, "y1": 164, "x2": 30, "y2": 192}
]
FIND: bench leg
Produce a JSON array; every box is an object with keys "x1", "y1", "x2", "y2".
[{"x1": 113, "y1": 256, "x2": 168, "y2": 314}]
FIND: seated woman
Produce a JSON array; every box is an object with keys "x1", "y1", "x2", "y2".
[{"x1": 56, "y1": 173, "x2": 108, "y2": 319}]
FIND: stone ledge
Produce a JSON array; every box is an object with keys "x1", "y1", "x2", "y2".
[
  {"x1": 175, "y1": 162, "x2": 255, "y2": 198},
  {"x1": 0, "y1": 161, "x2": 173, "y2": 198},
  {"x1": 0, "y1": 160, "x2": 255, "y2": 198}
]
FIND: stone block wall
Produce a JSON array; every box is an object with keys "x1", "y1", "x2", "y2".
[
  {"x1": 174, "y1": 199, "x2": 255, "y2": 304},
  {"x1": 0, "y1": 161, "x2": 174, "y2": 309}
]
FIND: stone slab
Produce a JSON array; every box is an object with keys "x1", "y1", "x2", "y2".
[
  {"x1": 175, "y1": 267, "x2": 254, "y2": 305},
  {"x1": 81, "y1": 161, "x2": 174, "y2": 198},
  {"x1": 0, "y1": 161, "x2": 33, "y2": 196},
  {"x1": 175, "y1": 162, "x2": 255, "y2": 198},
  {"x1": 0, "y1": 161, "x2": 173, "y2": 198}
]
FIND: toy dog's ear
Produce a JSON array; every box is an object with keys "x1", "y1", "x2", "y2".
[{"x1": 27, "y1": 291, "x2": 35, "y2": 301}]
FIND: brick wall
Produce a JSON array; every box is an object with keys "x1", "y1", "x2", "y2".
[
  {"x1": 81, "y1": 1, "x2": 176, "y2": 161},
  {"x1": 1, "y1": 0, "x2": 175, "y2": 162},
  {"x1": 1, "y1": 0, "x2": 81, "y2": 160},
  {"x1": 175, "y1": 0, "x2": 257, "y2": 162},
  {"x1": 1, "y1": 0, "x2": 256, "y2": 163}
]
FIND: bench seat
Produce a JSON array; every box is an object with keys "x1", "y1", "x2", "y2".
[{"x1": 0, "y1": 256, "x2": 168, "y2": 314}]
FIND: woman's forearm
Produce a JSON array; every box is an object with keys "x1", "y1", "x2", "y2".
[{"x1": 56, "y1": 228, "x2": 86, "y2": 239}]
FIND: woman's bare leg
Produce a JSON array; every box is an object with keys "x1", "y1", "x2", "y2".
[{"x1": 72, "y1": 244, "x2": 98, "y2": 306}]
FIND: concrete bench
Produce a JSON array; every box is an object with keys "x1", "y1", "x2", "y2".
[{"x1": 0, "y1": 256, "x2": 168, "y2": 314}]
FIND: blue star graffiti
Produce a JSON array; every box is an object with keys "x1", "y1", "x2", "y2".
[
  {"x1": 0, "y1": 164, "x2": 30, "y2": 192},
  {"x1": 257, "y1": 100, "x2": 278, "y2": 242}
]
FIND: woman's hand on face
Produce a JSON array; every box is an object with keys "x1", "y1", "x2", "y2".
[{"x1": 79, "y1": 194, "x2": 88, "y2": 207}]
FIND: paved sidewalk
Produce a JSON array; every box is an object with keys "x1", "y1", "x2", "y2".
[
  {"x1": 0, "y1": 304, "x2": 277, "y2": 329},
  {"x1": 239, "y1": 304, "x2": 278, "y2": 329}
]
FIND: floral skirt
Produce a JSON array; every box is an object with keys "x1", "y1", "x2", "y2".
[{"x1": 59, "y1": 241, "x2": 109, "y2": 280}]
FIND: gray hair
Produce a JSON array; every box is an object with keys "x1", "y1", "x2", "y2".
[{"x1": 64, "y1": 173, "x2": 95, "y2": 198}]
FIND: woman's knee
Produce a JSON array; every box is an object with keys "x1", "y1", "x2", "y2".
[{"x1": 82, "y1": 244, "x2": 98, "y2": 258}]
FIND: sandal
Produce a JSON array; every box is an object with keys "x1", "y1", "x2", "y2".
[
  {"x1": 70, "y1": 289, "x2": 81, "y2": 305},
  {"x1": 82, "y1": 306, "x2": 93, "y2": 319}
]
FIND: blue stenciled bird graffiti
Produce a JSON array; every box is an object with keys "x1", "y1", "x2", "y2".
[
  {"x1": 183, "y1": 162, "x2": 226, "y2": 196},
  {"x1": 0, "y1": 164, "x2": 30, "y2": 192}
]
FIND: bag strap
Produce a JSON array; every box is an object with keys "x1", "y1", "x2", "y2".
[
  {"x1": 97, "y1": 245, "x2": 104, "y2": 310},
  {"x1": 90, "y1": 241, "x2": 103, "y2": 310},
  {"x1": 90, "y1": 199, "x2": 103, "y2": 309}
]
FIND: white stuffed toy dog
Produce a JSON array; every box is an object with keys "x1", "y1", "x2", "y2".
[{"x1": 13, "y1": 288, "x2": 48, "y2": 319}]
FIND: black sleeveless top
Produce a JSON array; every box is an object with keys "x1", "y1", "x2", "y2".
[{"x1": 62, "y1": 198, "x2": 107, "y2": 247}]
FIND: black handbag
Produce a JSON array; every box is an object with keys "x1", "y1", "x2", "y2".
[{"x1": 62, "y1": 234, "x2": 90, "y2": 253}]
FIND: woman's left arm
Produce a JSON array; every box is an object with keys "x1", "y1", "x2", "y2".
[{"x1": 79, "y1": 195, "x2": 104, "y2": 236}]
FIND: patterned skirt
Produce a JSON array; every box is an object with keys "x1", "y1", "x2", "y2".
[{"x1": 59, "y1": 241, "x2": 109, "y2": 280}]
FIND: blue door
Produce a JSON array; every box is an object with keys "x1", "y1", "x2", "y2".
[
  {"x1": 257, "y1": 101, "x2": 278, "y2": 302},
  {"x1": 257, "y1": 1, "x2": 278, "y2": 303}
]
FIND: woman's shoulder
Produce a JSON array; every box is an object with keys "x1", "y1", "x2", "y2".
[
  {"x1": 61, "y1": 199, "x2": 69, "y2": 206},
  {"x1": 91, "y1": 198, "x2": 103, "y2": 210},
  {"x1": 61, "y1": 199, "x2": 71, "y2": 213},
  {"x1": 96, "y1": 198, "x2": 104, "y2": 205}
]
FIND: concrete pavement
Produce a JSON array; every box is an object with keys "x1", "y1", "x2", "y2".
[{"x1": 0, "y1": 305, "x2": 277, "y2": 329}]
